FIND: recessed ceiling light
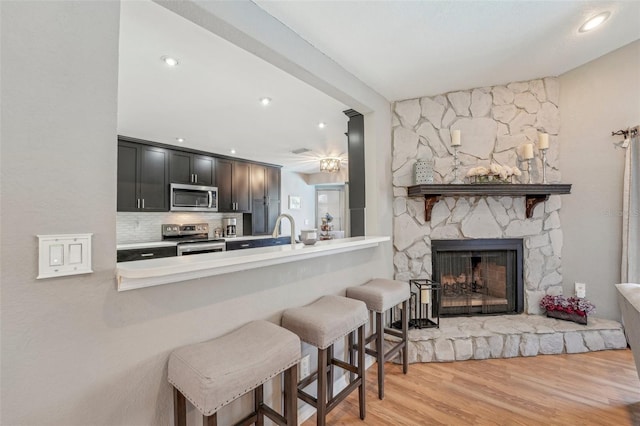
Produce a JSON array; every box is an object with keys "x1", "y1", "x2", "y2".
[
  {"x1": 161, "y1": 56, "x2": 179, "y2": 67},
  {"x1": 230, "y1": 149, "x2": 236, "y2": 155},
  {"x1": 579, "y1": 11, "x2": 610, "y2": 32},
  {"x1": 318, "y1": 122, "x2": 327, "y2": 129},
  {"x1": 176, "y1": 137, "x2": 185, "y2": 143},
  {"x1": 260, "y1": 97, "x2": 272, "y2": 106}
]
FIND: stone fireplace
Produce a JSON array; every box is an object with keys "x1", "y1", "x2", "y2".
[
  {"x1": 392, "y1": 78, "x2": 564, "y2": 314},
  {"x1": 388, "y1": 79, "x2": 628, "y2": 362},
  {"x1": 432, "y1": 239, "x2": 523, "y2": 316}
]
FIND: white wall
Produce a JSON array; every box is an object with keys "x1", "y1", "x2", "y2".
[
  {"x1": 280, "y1": 170, "x2": 316, "y2": 236},
  {"x1": 559, "y1": 40, "x2": 640, "y2": 320},
  {"x1": 0, "y1": 1, "x2": 393, "y2": 425}
]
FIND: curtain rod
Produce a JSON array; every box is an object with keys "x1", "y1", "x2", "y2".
[
  {"x1": 611, "y1": 125, "x2": 639, "y2": 140},
  {"x1": 611, "y1": 125, "x2": 638, "y2": 148}
]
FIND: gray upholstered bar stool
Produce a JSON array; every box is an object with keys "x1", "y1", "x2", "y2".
[
  {"x1": 281, "y1": 295, "x2": 369, "y2": 426},
  {"x1": 346, "y1": 278, "x2": 410, "y2": 399},
  {"x1": 168, "y1": 320, "x2": 301, "y2": 426}
]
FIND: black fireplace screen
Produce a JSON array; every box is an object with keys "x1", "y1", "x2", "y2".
[{"x1": 432, "y1": 239, "x2": 523, "y2": 316}]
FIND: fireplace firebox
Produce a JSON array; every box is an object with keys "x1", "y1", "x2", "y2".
[{"x1": 431, "y1": 239, "x2": 523, "y2": 316}]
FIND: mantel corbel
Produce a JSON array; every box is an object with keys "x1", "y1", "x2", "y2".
[{"x1": 423, "y1": 195, "x2": 441, "y2": 221}]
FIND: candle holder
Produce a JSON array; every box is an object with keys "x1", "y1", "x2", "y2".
[
  {"x1": 391, "y1": 279, "x2": 441, "y2": 330},
  {"x1": 540, "y1": 148, "x2": 548, "y2": 184},
  {"x1": 520, "y1": 158, "x2": 533, "y2": 184},
  {"x1": 452, "y1": 146, "x2": 463, "y2": 184}
]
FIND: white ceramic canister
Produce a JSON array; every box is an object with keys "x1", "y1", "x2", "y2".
[{"x1": 300, "y1": 229, "x2": 318, "y2": 244}]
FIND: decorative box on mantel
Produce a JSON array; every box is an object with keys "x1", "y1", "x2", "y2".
[{"x1": 407, "y1": 183, "x2": 572, "y2": 221}]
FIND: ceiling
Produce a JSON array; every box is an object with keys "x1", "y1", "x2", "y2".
[
  {"x1": 118, "y1": 1, "x2": 640, "y2": 173},
  {"x1": 256, "y1": 1, "x2": 640, "y2": 101}
]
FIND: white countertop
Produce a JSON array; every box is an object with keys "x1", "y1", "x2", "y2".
[{"x1": 116, "y1": 236, "x2": 390, "y2": 291}]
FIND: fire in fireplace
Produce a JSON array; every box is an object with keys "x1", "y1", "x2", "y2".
[{"x1": 431, "y1": 239, "x2": 523, "y2": 316}]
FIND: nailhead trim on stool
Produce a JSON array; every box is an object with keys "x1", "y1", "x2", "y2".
[
  {"x1": 282, "y1": 295, "x2": 369, "y2": 426},
  {"x1": 168, "y1": 320, "x2": 301, "y2": 426},
  {"x1": 346, "y1": 278, "x2": 410, "y2": 399}
]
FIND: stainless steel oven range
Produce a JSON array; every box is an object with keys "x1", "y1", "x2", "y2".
[{"x1": 162, "y1": 223, "x2": 226, "y2": 256}]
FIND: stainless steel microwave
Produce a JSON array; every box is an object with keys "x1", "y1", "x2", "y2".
[{"x1": 170, "y1": 183, "x2": 218, "y2": 212}]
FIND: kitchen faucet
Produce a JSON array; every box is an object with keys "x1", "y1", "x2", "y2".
[{"x1": 272, "y1": 213, "x2": 296, "y2": 247}]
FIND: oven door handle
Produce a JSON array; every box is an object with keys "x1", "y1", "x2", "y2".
[{"x1": 177, "y1": 242, "x2": 226, "y2": 255}]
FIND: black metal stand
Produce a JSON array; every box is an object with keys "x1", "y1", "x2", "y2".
[{"x1": 391, "y1": 279, "x2": 441, "y2": 330}]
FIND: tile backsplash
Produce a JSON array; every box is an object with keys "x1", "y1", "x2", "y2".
[{"x1": 117, "y1": 212, "x2": 244, "y2": 244}]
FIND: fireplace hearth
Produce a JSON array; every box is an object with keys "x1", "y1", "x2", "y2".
[{"x1": 432, "y1": 239, "x2": 523, "y2": 316}]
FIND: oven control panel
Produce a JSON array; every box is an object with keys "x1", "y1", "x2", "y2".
[{"x1": 162, "y1": 223, "x2": 209, "y2": 237}]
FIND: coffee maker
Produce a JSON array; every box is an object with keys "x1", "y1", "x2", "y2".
[{"x1": 222, "y1": 218, "x2": 237, "y2": 238}]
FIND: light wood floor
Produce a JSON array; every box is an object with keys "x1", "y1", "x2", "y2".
[{"x1": 303, "y1": 349, "x2": 640, "y2": 426}]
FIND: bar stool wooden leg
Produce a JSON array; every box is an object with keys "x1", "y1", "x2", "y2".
[
  {"x1": 284, "y1": 364, "x2": 298, "y2": 426},
  {"x1": 348, "y1": 331, "x2": 355, "y2": 382},
  {"x1": 376, "y1": 312, "x2": 385, "y2": 399},
  {"x1": 402, "y1": 299, "x2": 409, "y2": 374},
  {"x1": 255, "y1": 384, "x2": 264, "y2": 426},
  {"x1": 358, "y1": 324, "x2": 366, "y2": 420},
  {"x1": 327, "y1": 345, "x2": 334, "y2": 401},
  {"x1": 173, "y1": 387, "x2": 187, "y2": 426},
  {"x1": 317, "y1": 348, "x2": 328, "y2": 426},
  {"x1": 203, "y1": 413, "x2": 217, "y2": 426}
]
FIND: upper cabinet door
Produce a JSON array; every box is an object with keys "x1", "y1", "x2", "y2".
[
  {"x1": 169, "y1": 151, "x2": 215, "y2": 186},
  {"x1": 192, "y1": 155, "x2": 215, "y2": 186},
  {"x1": 233, "y1": 161, "x2": 251, "y2": 213},
  {"x1": 117, "y1": 140, "x2": 169, "y2": 212},
  {"x1": 251, "y1": 163, "x2": 266, "y2": 199},
  {"x1": 139, "y1": 145, "x2": 170, "y2": 211},
  {"x1": 250, "y1": 164, "x2": 281, "y2": 235},
  {"x1": 215, "y1": 158, "x2": 234, "y2": 212},
  {"x1": 266, "y1": 166, "x2": 280, "y2": 201},
  {"x1": 117, "y1": 142, "x2": 139, "y2": 211},
  {"x1": 169, "y1": 151, "x2": 192, "y2": 184}
]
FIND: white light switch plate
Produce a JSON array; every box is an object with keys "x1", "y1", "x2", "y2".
[{"x1": 37, "y1": 234, "x2": 93, "y2": 279}]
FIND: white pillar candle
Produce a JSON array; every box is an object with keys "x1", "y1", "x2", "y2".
[
  {"x1": 522, "y1": 144, "x2": 534, "y2": 160},
  {"x1": 451, "y1": 129, "x2": 461, "y2": 146},
  {"x1": 538, "y1": 133, "x2": 549, "y2": 150},
  {"x1": 420, "y1": 288, "x2": 431, "y2": 304}
]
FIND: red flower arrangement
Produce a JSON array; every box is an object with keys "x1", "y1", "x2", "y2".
[{"x1": 539, "y1": 294, "x2": 596, "y2": 317}]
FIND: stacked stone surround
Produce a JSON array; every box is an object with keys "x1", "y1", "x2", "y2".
[
  {"x1": 391, "y1": 315, "x2": 628, "y2": 363},
  {"x1": 389, "y1": 78, "x2": 627, "y2": 362},
  {"x1": 392, "y1": 77, "x2": 565, "y2": 314}
]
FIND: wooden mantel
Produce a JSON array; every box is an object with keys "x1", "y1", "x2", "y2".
[{"x1": 407, "y1": 183, "x2": 572, "y2": 221}]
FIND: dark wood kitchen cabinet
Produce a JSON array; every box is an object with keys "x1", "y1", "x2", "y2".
[
  {"x1": 216, "y1": 159, "x2": 251, "y2": 212},
  {"x1": 250, "y1": 164, "x2": 281, "y2": 235},
  {"x1": 117, "y1": 246, "x2": 177, "y2": 262},
  {"x1": 117, "y1": 140, "x2": 169, "y2": 212},
  {"x1": 169, "y1": 151, "x2": 215, "y2": 186}
]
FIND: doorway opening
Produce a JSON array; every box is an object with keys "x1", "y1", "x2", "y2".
[{"x1": 316, "y1": 186, "x2": 348, "y2": 239}]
